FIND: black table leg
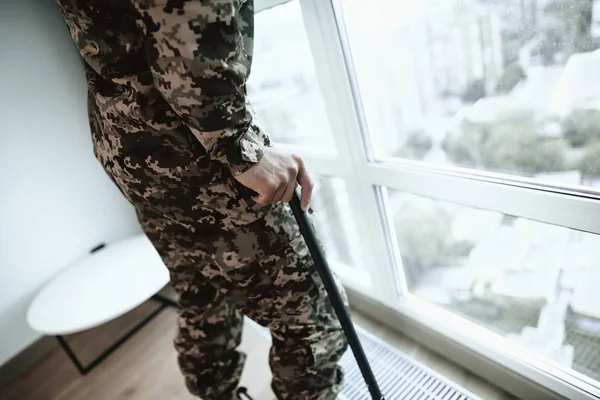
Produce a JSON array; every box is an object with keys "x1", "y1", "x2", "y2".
[
  {"x1": 55, "y1": 335, "x2": 86, "y2": 374},
  {"x1": 55, "y1": 294, "x2": 177, "y2": 375}
]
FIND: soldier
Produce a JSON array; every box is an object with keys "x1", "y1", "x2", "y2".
[{"x1": 55, "y1": 0, "x2": 348, "y2": 399}]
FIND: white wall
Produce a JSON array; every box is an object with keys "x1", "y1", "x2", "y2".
[{"x1": 0, "y1": 0, "x2": 142, "y2": 366}]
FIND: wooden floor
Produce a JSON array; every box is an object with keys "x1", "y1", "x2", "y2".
[{"x1": 0, "y1": 299, "x2": 516, "y2": 400}]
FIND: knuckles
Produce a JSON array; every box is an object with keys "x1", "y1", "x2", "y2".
[{"x1": 265, "y1": 181, "x2": 278, "y2": 193}]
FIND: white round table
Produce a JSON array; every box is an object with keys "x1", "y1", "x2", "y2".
[{"x1": 27, "y1": 234, "x2": 172, "y2": 374}]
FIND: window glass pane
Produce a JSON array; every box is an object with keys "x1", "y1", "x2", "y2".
[
  {"x1": 249, "y1": 1, "x2": 336, "y2": 152},
  {"x1": 342, "y1": 0, "x2": 600, "y2": 189},
  {"x1": 388, "y1": 188, "x2": 600, "y2": 383},
  {"x1": 310, "y1": 176, "x2": 365, "y2": 270}
]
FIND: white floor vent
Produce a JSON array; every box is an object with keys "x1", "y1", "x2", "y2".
[{"x1": 340, "y1": 328, "x2": 483, "y2": 400}]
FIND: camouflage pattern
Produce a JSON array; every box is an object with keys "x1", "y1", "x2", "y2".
[
  {"x1": 140, "y1": 203, "x2": 348, "y2": 399},
  {"x1": 56, "y1": 1, "x2": 348, "y2": 399}
]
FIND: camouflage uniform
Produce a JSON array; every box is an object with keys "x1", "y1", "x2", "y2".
[{"x1": 56, "y1": 1, "x2": 348, "y2": 399}]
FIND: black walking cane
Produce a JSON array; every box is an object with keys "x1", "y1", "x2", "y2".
[{"x1": 289, "y1": 192, "x2": 385, "y2": 400}]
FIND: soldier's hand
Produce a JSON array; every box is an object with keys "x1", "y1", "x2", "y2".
[{"x1": 234, "y1": 148, "x2": 313, "y2": 211}]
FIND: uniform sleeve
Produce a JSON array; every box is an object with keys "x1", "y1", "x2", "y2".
[{"x1": 133, "y1": 0, "x2": 270, "y2": 176}]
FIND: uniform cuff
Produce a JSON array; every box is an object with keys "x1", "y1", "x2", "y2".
[{"x1": 226, "y1": 122, "x2": 271, "y2": 176}]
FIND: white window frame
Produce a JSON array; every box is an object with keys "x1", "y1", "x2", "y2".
[{"x1": 255, "y1": 0, "x2": 600, "y2": 399}]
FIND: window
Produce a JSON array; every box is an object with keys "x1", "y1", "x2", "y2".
[
  {"x1": 311, "y1": 176, "x2": 365, "y2": 271},
  {"x1": 248, "y1": 0, "x2": 336, "y2": 153},
  {"x1": 341, "y1": 0, "x2": 600, "y2": 191},
  {"x1": 388, "y1": 190, "x2": 600, "y2": 381},
  {"x1": 254, "y1": 0, "x2": 600, "y2": 397}
]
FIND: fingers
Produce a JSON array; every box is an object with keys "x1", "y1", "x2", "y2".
[
  {"x1": 253, "y1": 180, "x2": 279, "y2": 206},
  {"x1": 248, "y1": 152, "x2": 309, "y2": 208},
  {"x1": 254, "y1": 176, "x2": 288, "y2": 206},
  {"x1": 282, "y1": 179, "x2": 297, "y2": 203},
  {"x1": 295, "y1": 158, "x2": 313, "y2": 211},
  {"x1": 252, "y1": 193, "x2": 271, "y2": 206},
  {"x1": 271, "y1": 156, "x2": 299, "y2": 204},
  {"x1": 270, "y1": 181, "x2": 287, "y2": 204}
]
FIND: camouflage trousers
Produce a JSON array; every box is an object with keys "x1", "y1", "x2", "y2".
[{"x1": 138, "y1": 202, "x2": 348, "y2": 400}]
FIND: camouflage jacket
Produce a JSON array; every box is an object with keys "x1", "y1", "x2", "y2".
[{"x1": 56, "y1": 0, "x2": 272, "y2": 231}]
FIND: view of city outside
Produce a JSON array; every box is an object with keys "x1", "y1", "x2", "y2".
[
  {"x1": 248, "y1": 0, "x2": 336, "y2": 153},
  {"x1": 339, "y1": 0, "x2": 600, "y2": 383},
  {"x1": 390, "y1": 190, "x2": 600, "y2": 381},
  {"x1": 342, "y1": 0, "x2": 600, "y2": 190}
]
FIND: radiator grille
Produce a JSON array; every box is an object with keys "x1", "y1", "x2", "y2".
[{"x1": 340, "y1": 328, "x2": 483, "y2": 400}]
